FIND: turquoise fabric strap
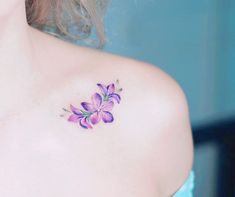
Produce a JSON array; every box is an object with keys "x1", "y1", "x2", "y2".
[{"x1": 172, "y1": 170, "x2": 195, "y2": 197}]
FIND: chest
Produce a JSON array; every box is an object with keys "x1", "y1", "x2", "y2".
[{"x1": 0, "y1": 108, "x2": 160, "y2": 197}]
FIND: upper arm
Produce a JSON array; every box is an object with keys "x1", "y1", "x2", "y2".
[{"x1": 128, "y1": 62, "x2": 194, "y2": 196}]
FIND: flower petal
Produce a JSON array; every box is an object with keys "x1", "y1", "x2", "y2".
[
  {"x1": 107, "y1": 83, "x2": 115, "y2": 94},
  {"x1": 81, "y1": 102, "x2": 96, "y2": 112},
  {"x1": 110, "y1": 93, "x2": 121, "y2": 104},
  {"x1": 101, "y1": 111, "x2": 114, "y2": 123},
  {"x1": 79, "y1": 117, "x2": 92, "y2": 129},
  {"x1": 68, "y1": 114, "x2": 81, "y2": 123},
  {"x1": 70, "y1": 104, "x2": 83, "y2": 116},
  {"x1": 97, "y1": 83, "x2": 108, "y2": 95},
  {"x1": 101, "y1": 101, "x2": 114, "y2": 111},
  {"x1": 91, "y1": 93, "x2": 102, "y2": 109},
  {"x1": 90, "y1": 111, "x2": 101, "y2": 125}
]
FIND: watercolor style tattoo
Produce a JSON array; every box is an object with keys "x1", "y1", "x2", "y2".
[{"x1": 61, "y1": 79, "x2": 123, "y2": 129}]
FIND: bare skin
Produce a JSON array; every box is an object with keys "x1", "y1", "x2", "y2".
[{"x1": 0, "y1": 1, "x2": 194, "y2": 197}]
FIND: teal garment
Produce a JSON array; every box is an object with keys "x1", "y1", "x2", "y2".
[{"x1": 173, "y1": 170, "x2": 195, "y2": 197}]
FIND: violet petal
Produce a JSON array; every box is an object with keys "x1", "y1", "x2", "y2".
[
  {"x1": 90, "y1": 111, "x2": 101, "y2": 125},
  {"x1": 79, "y1": 117, "x2": 92, "y2": 129},
  {"x1": 91, "y1": 93, "x2": 102, "y2": 109},
  {"x1": 81, "y1": 102, "x2": 96, "y2": 112},
  {"x1": 107, "y1": 83, "x2": 115, "y2": 94},
  {"x1": 101, "y1": 111, "x2": 114, "y2": 123},
  {"x1": 68, "y1": 114, "x2": 81, "y2": 123},
  {"x1": 97, "y1": 83, "x2": 108, "y2": 95},
  {"x1": 110, "y1": 93, "x2": 121, "y2": 104},
  {"x1": 70, "y1": 104, "x2": 83, "y2": 116},
  {"x1": 101, "y1": 101, "x2": 114, "y2": 111}
]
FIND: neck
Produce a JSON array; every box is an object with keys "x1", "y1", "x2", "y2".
[
  {"x1": 0, "y1": 3, "x2": 35, "y2": 74},
  {"x1": 0, "y1": 3, "x2": 39, "y2": 121}
]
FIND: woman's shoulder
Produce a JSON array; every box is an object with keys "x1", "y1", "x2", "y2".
[
  {"x1": 93, "y1": 55, "x2": 194, "y2": 197},
  {"x1": 67, "y1": 50, "x2": 194, "y2": 196},
  {"x1": 34, "y1": 26, "x2": 194, "y2": 196},
  {"x1": 116, "y1": 59, "x2": 194, "y2": 196}
]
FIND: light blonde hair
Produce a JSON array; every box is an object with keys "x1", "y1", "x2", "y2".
[{"x1": 25, "y1": 0, "x2": 109, "y2": 49}]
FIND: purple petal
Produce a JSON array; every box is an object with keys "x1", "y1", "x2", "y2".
[
  {"x1": 81, "y1": 102, "x2": 96, "y2": 112},
  {"x1": 68, "y1": 114, "x2": 81, "y2": 123},
  {"x1": 70, "y1": 104, "x2": 83, "y2": 116},
  {"x1": 107, "y1": 83, "x2": 115, "y2": 94},
  {"x1": 101, "y1": 101, "x2": 114, "y2": 111},
  {"x1": 89, "y1": 111, "x2": 101, "y2": 125},
  {"x1": 79, "y1": 117, "x2": 92, "y2": 129},
  {"x1": 97, "y1": 83, "x2": 108, "y2": 95},
  {"x1": 101, "y1": 111, "x2": 114, "y2": 123},
  {"x1": 91, "y1": 93, "x2": 102, "y2": 109},
  {"x1": 110, "y1": 93, "x2": 121, "y2": 104}
]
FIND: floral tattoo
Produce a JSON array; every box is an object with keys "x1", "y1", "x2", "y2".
[{"x1": 61, "y1": 79, "x2": 123, "y2": 129}]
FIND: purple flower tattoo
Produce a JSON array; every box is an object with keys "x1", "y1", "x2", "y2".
[
  {"x1": 97, "y1": 83, "x2": 121, "y2": 104},
  {"x1": 61, "y1": 80, "x2": 122, "y2": 129}
]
